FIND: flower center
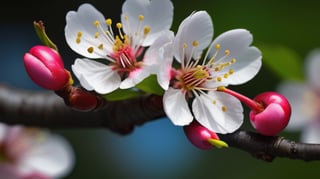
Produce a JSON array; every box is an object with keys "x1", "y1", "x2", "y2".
[
  {"x1": 175, "y1": 65, "x2": 212, "y2": 92},
  {"x1": 75, "y1": 15, "x2": 151, "y2": 78}
]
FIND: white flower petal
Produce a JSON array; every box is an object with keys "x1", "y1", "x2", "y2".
[
  {"x1": 163, "y1": 88, "x2": 193, "y2": 126},
  {"x1": 72, "y1": 58, "x2": 121, "y2": 94},
  {"x1": 301, "y1": 121, "x2": 320, "y2": 144},
  {"x1": 208, "y1": 29, "x2": 262, "y2": 85},
  {"x1": 121, "y1": 0, "x2": 173, "y2": 46},
  {"x1": 65, "y1": 3, "x2": 112, "y2": 58},
  {"x1": 277, "y1": 81, "x2": 316, "y2": 130},
  {"x1": 144, "y1": 30, "x2": 174, "y2": 89},
  {"x1": 192, "y1": 91, "x2": 243, "y2": 134},
  {"x1": 173, "y1": 11, "x2": 213, "y2": 63},
  {"x1": 19, "y1": 133, "x2": 74, "y2": 178},
  {"x1": 305, "y1": 48, "x2": 320, "y2": 89},
  {"x1": 120, "y1": 67, "x2": 150, "y2": 89}
]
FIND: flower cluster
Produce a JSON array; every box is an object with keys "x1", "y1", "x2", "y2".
[{"x1": 24, "y1": 0, "x2": 293, "y2": 150}]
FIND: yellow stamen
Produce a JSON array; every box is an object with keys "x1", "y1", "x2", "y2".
[
  {"x1": 94, "y1": 20, "x2": 100, "y2": 27},
  {"x1": 223, "y1": 74, "x2": 229, "y2": 78},
  {"x1": 98, "y1": 44, "x2": 103, "y2": 49},
  {"x1": 144, "y1": 26, "x2": 151, "y2": 35},
  {"x1": 76, "y1": 37, "x2": 81, "y2": 44},
  {"x1": 87, "y1": 47, "x2": 94, "y2": 53},
  {"x1": 217, "y1": 76, "x2": 222, "y2": 82},
  {"x1": 106, "y1": 18, "x2": 112, "y2": 26},
  {"x1": 138, "y1": 15, "x2": 144, "y2": 21},
  {"x1": 222, "y1": 106, "x2": 227, "y2": 112},
  {"x1": 192, "y1": 40, "x2": 199, "y2": 47},
  {"x1": 225, "y1": 50, "x2": 230, "y2": 55},
  {"x1": 116, "y1": 22, "x2": 122, "y2": 29},
  {"x1": 228, "y1": 69, "x2": 234, "y2": 74},
  {"x1": 94, "y1": 32, "x2": 99, "y2": 38},
  {"x1": 215, "y1": 43, "x2": 220, "y2": 49},
  {"x1": 77, "y1": 31, "x2": 82, "y2": 37}
]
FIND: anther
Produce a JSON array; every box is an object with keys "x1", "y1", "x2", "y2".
[
  {"x1": 215, "y1": 44, "x2": 220, "y2": 49},
  {"x1": 138, "y1": 15, "x2": 144, "y2": 21},
  {"x1": 116, "y1": 23, "x2": 122, "y2": 29},
  {"x1": 98, "y1": 44, "x2": 103, "y2": 50},
  {"x1": 222, "y1": 106, "x2": 227, "y2": 112},
  {"x1": 106, "y1": 18, "x2": 112, "y2": 26},
  {"x1": 231, "y1": 58, "x2": 236, "y2": 63},
  {"x1": 87, "y1": 47, "x2": 94, "y2": 53},
  {"x1": 228, "y1": 69, "x2": 234, "y2": 74},
  {"x1": 217, "y1": 76, "x2": 222, "y2": 82},
  {"x1": 192, "y1": 40, "x2": 199, "y2": 47},
  {"x1": 94, "y1": 32, "x2": 99, "y2": 38},
  {"x1": 144, "y1": 26, "x2": 151, "y2": 35},
  {"x1": 225, "y1": 50, "x2": 230, "y2": 55},
  {"x1": 77, "y1": 32, "x2": 82, "y2": 37},
  {"x1": 183, "y1": 43, "x2": 187, "y2": 49},
  {"x1": 94, "y1": 20, "x2": 100, "y2": 27}
]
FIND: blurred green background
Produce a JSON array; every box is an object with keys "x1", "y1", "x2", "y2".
[{"x1": 1, "y1": 0, "x2": 320, "y2": 178}]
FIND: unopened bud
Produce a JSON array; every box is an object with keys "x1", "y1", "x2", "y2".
[{"x1": 23, "y1": 45, "x2": 70, "y2": 90}]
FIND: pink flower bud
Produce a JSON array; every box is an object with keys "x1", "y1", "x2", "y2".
[
  {"x1": 183, "y1": 121, "x2": 220, "y2": 150},
  {"x1": 23, "y1": 45, "x2": 70, "y2": 90},
  {"x1": 250, "y1": 92, "x2": 291, "y2": 136}
]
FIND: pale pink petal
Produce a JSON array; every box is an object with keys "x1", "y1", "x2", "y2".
[
  {"x1": 277, "y1": 81, "x2": 316, "y2": 130},
  {"x1": 301, "y1": 120, "x2": 320, "y2": 144},
  {"x1": 173, "y1": 11, "x2": 213, "y2": 63},
  {"x1": 19, "y1": 133, "x2": 74, "y2": 179},
  {"x1": 144, "y1": 30, "x2": 174, "y2": 90},
  {"x1": 65, "y1": 3, "x2": 112, "y2": 58},
  {"x1": 192, "y1": 91, "x2": 243, "y2": 134},
  {"x1": 163, "y1": 88, "x2": 193, "y2": 126},
  {"x1": 209, "y1": 29, "x2": 262, "y2": 85},
  {"x1": 120, "y1": 68, "x2": 151, "y2": 89},
  {"x1": 121, "y1": 0, "x2": 173, "y2": 46},
  {"x1": 72, "y1": 58, "x2": 121, "y2": 94},
  {"x1": 305, "y1": 48, "x2": 320, "y2": 89}
]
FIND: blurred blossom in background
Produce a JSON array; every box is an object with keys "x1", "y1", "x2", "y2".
[{"x1": 278, "y1": 49, "x2": 320, "y2": 144}]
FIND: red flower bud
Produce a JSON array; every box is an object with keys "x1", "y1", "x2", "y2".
[
  {"x1": 250, "y1": 92, "x2": 291, "y2": 136},
  {"x1": 183, "y1": 121, "x2": 224, "y2": 150},
  {"x1": 23, "y1": 45, "x2": 70, "y2": 90}
]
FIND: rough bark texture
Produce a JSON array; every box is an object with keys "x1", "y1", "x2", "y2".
[{"x1": 1, "y1": 84, "x2": 320, "y2": 162}]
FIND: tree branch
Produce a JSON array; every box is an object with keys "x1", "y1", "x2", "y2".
[{"x1": 1, "y1": 84, "x2": 320, "y2": 162}]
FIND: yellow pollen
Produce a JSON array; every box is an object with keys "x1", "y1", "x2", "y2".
[
  {"x1": 76, "y1": 37, "x2": 81, "y2": 44},
  {"x1": 94, "y1": 32, "x2": 99, "y2": 38},
  {"x1": 212, "y1": 100, "x2": 217, "y2": 104},
  {"x1": 183, "y1": 43, "x2": 187, "y2": 49},
  {"x1": 192, "y1": 40, "x2": 199, "y2": 47},
  {"x1": 217, "y1": 76, "x2": 222, "y2": 82},
  {"x1": 144, "y1": 26, "x2": 151, "y2": 35},
  {"x1": 116, "y1": 22, "x2": 122, "y2": 29},
  {"x1": 228, "y1": 69, "x2": 234, "y2": 74},
  {"x1": 138, "y1": 15, "x2": 144, "y2": 21},
  {"x1": 194, "y1": 66, "x2": 209, "y2": 79},
  {"x1": 123, "y1": 15, "x2": 128, "y2": 20},
  {"x1": 222, "y1": 106, "x2": 227, "y2": 112},
  {"x1": 106, "y1": 18, "x2": 112, "y2": 26},
  {"x1": 225, "y1": 50, "x2": 230, "y2": 55},
  {"x1": 231, "y1": 58, "x2": 236, "y2": 63},
  {"x1": 98, "y1": 44, "x2": 103, "y2": 49},
  {"x1": 224, "y1": 74, "x2": 229, "y2": 78},
  {"x1": 215, "y1": 44, "x2": 220, "y2": 49},
  {"x1": 94, "y1": 20, "x2": 100, "y2": 27},
  {"x1": 87, "y1": 47, "x2": 94, "y2": 53},
  {"x1": 77, "y1": 31, "x2": 82, "y2": 37}
]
